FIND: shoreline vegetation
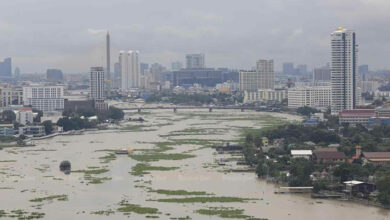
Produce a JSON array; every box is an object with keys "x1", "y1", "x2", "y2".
[{"x1": 239, "y1": 108, "x2": 390, "y2": 208}]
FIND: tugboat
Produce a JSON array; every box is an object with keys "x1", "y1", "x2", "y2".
[{"x1": 115, "y1": 148, "x2": 133, "y2": 155}]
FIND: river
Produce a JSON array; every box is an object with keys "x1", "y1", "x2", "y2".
[{"x1": 0, "y1": 108, "x2": 389, "y2": 220}]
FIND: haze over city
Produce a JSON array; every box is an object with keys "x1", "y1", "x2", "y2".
[{"x1": 1, "y1": 0, "x2": 390, "y2": 73}]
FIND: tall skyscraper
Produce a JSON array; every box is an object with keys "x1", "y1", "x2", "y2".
[
  {"x1": 186, "y1": 54, "x2": 205, "y2": 69},
  {"x1": 106, "y1": 31, "x2": 111, "y2": 93},
  {"x1": 256, "y1": 60, "x2": 274, "y2": 89},
  {"x1": 0, "y1": 58, "x2": 12, "y2": 78},
  {"x1": 90, "y1": 67, "x2": 105, "y2": 100},
  {"x1": 330, "y1": 27, "x2": 359, "y2": 114},
  {"x1": 119, "y1": 50, "x2": 140, "y2": 90}
]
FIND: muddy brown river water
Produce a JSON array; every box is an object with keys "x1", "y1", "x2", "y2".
[{"x1": 0, "y1": 109, "x2": 389, "y2": 220}]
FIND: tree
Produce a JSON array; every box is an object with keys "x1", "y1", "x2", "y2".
[
  {"x1": 296, "y1": 106, "x2": 318, "y2": 117},
  {"x1": 2, "y1": 110, "x2": 16, "y2": 123},
  {"x1": 288, "y1": 158, "x2": 314, "y2": 186},
  {"x1": 32, "y1": 109, "x2": 43, "y2": 123},
  {"x1": 108, "y1": 106, "x2": 124, "y2": 120},
  {"x1": 377, "y1": 173, "x2": 390, "y2": 205},
  {"x1": 42, "y1": 120, "x2": 53, "y2": 135}
]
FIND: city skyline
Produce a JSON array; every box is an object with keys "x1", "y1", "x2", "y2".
[{"x1": 1, "y1": 1, "x2": 390, "y2": 73}]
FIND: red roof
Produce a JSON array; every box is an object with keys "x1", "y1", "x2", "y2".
[
  {"x1": 339, "y1": 109, "x2": 376, "y2": 117},
  {"x1": 19, "y1": 107, "x2": 32, "y2": 111},
  {"x1": 363, "y1": 152, "x2": 390, "y2": 159},
  {"x1": 314, "y1": 151, "x2": 346, "y2": 160}
]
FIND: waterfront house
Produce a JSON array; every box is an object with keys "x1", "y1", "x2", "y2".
[
  {"x1": 19, "y1": 125, "x2": 45, "y2": 137},
  {"x1": 291, "y1": 150, "x2": 312, "y2": 159},
  {"x1": 362, "y1": 152, "x2": 390, "y2": 165},
  {"x1": 343, "y1": 180, "x2": 376, "y2": 195}
]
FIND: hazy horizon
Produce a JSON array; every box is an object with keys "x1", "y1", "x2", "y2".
[{"x1": 1, "y1": 0, "x2": 390, "y2": 73}]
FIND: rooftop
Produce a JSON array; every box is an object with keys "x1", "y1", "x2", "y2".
[
  {"x1": 362, "y1": 152, "x2": 390, "y2": 160},
  {"x1": 314, "y1": 151, "x2": 346, "y2": 160},
  {"x1": 291, "y1": 150, "x2": 312, "y2": 155},
  {"x1": 339, "y1": 109, "x2": 376, "y2": 117}
]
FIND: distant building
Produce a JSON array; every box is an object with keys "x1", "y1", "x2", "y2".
[
  {"x1": 46, "y1": 69, "x2": 64, "y2": 82},
  {"x1": 173, "y1": 68, "x2": 222, "y2": 87},
  {"x1": 119, "y1": 50, "x2": 140, "y2": 90},
  {"x1": 171, "y1": 61, "x2": 183, "y2": 71},
  {"x1": 0, "y1": 124, "x2": 14, "y2": 136},
  {"x1": 313, "y1": 64, "x2": 331, "y2": 82},
  {"x1": 288, "y1": 86, "x2": 331, "y2": 109},
  {"x1": 23, "y1": 85, "x2": 64, "y2": 112},
  {"x1": 297, "y1": 64, "x2": 307, "y2": 75},
  {"x1": 239, "y1": 71, "x2": 259, "y2": 92},
  {"x1": 283, "y1": 63, "x2": 295, "y2": 75},
  {"x1": 89, "y1": 67, "x2": 105, "y2": 100},
  {"x1": 0, "y1": 58, "x2": 12, "y2": 78},
  {"x1": 256, "y1": 60, "x2": 274, "y2": 89},
  {"x1": 244, "y1": 89, "x2": 287, "y2": 103},
  {"x1": 113, "y1": 62, "x2": 121, "y2": 89},
  {"x1": 331, "y1": 27, "x2": 360, "y2": 114},
  {"x1": 339, "y1": 109, "x2": 376, "y2": 126},
  {"x1": 186, "y1": 54, "x2": 205, "y2": 69},
  {"x1": 359, "y1": 64, "x2": 369, "y2": 77}
]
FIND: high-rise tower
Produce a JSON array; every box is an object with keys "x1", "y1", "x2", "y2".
[
  {"x1": 119, "y1": 50, "x2": 140, "y2": 90},
  {"x1": 106, "y1": 31, "x2": 111, "y2": 93},
  {"x1": 330, "y1": 27, "x2": 359, "y2": 114}
]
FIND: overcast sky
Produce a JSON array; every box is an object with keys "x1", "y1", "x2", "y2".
[{"x1": 1, "y1": 0, "x2": 390, "y2": 73}]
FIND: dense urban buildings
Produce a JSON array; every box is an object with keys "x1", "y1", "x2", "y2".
[
  {"x1": 330, "y1": 27, "x2": 360, "y2": 114},
  {"x1": 119, "y1": 50, "x2": 140, "y2": 90},
  {"x1": 186, "y1": 54, "x2": 205, "y2": 69},
  {"x1": 0, "y1": 58, "x2": 12, "y2": 78},
  {"x1": 89, "y1": 67, "x2": 105, "y2": 100},
  {"x1": 46, "y1": 69, "x2": 64, "y2": 82},
  {"x1": 23, "y1": 85, "x2": 64, "y2": 112}
]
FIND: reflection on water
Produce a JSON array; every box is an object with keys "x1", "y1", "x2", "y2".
[{"x1": 0, "y1": 109, "x2": 389, "y2": 220}]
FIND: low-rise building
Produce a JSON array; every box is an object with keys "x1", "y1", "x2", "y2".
[
  {"x1": 16, "y1": 107, "x2": 34, "y2": 125},
  {"x1": 0, "y1": 124, "x2": 14, "y2": 136},
  {"x1": 288, "y1": 86, "x2": 331, "y2": 109},
  {"x1": 244, "y1": 89, "x2": 287, "y2": 103},
  {"x1": 291, "y1": 150, "x2": 312, "y2": 159},
  {"x1": 362, "y1": 152, "x2": 390, "y2": 165},
  {"x1": 19, "y1": 125, "x2": 45, "y2": 136},
  {"x1": 313, "y1": 151, "x2": 346, "y2": 164},
  {"x1": 23, "y1": 85, "x2": 64, "y2": 112},
  {"x1": 339, "y1": 109, "x2": 376, "y2": 126}
]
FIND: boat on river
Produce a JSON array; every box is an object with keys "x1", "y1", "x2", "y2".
[{"x1": 115, "y1": 148, "x2": 133, "y2": 155}]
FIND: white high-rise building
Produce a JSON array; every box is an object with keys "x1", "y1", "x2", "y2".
[
  {"x1": 256, "y1": 60, "x2": 274, "y2": 89},
  {"x1": 23, "y1": 86, "x2": 64, "y2": 112},
  {"x1": 119, "y1": 50, "x2": 140, "y2": 90},
  {"x1": 89, "y1": 67, "x2": 105, "y2": 100},
  {"x1": 331, "y1": 27, "x2": 359, "y2": 114}
]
